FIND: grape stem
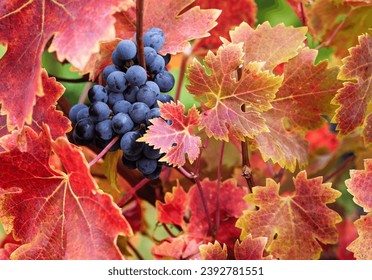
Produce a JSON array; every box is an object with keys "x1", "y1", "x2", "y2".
[
  {"x1": 88, "y1": 135, "x2": 120, "y2": 167},
  {"x1": 324, "y1": 154, "x2": 355, "y2": 182},
  {"x1": 50, "y1": 74, "x2": 90, "y2": 83},
  {"x1": 316, "y1": 9, "x2": 352, "y2": 50},
  {"x1": 136, "y1": 0, "x2": 146, "y2": 69},
  {"x1": 127, "y1": 240, "x2": 144, "y2": 260},
  {"x1": 214, "y1": 140, "x2": 225, "y2": 238},
  {"x1": 117, "y1": 177, "x2": 151, "y2": 207},
  {"x1": 174, "y1": 53, "x2": 189, "y2": 101}
]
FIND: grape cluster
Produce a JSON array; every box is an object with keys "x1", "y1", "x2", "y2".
[{"x1": 69, "y1": 28, "x2": 174, "y2": 179}]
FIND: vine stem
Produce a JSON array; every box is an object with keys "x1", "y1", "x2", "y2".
[
  {"x1": 88, "y1": 135, "x2": 120, "y2": 167},
  {"x1": 174, "y1": 53, "x2": 189, "y2": 101},
  {"x1": 117, "y1": 177, "x2": 151, "y2": 207},
  {"x1": 316, "y1": 9, "x2": 352, "y2": 50},
  {"x1": 214, "y1": 140, "x2": 225, "y2": 238},
  {"x1": 324, "y1": 154, "x2": 355, "y2": 182},
  {"x1": 241, "y1": 139, "x2": 255, "y2": 191},
  {"x1": 194, "y1": 176, "x2": 213, "y2": 236},
  {"x1": 162, "y1": 223, "x2": 177, "y2": 238},
  {"x1": 127, "y1": 240, "x2": 144, "y2": 260},
  {"x1": 136, "y1": 0, "x2": 146, "y2": 69}
]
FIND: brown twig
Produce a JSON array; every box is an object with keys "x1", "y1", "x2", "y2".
[
  {"x1": 214, "y1": 140, "x2": 225, "y2": 238},
  {"x1": 88, "y1": 135, "x2": 120, "y2": 167},
  {"x1": 136, "y1": 0, "x2": 146, "y2": 68},
  {"x1": 316, "y1": 9, "x2": 352, "y2": 50},
  {"x1": 324, "y1": 154, "x2": 355, "y2": 182}
]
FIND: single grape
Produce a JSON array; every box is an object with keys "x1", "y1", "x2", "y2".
[
  {"x1": 88, "y1": 85, "x2": 108, "y2": 103},
  {"x1": 111, "y1": 50, "x2": 125, "y2": 68},
  {"x1": 136, "y1": 157, "x2": 158, "y2": 175},
  {"x1": 137, "y1": 83, "x2": 159, "y2": 107},
  {"x1": 107, "y1": 71, "x2": 127, "y2": 93},
  {"x1": 73, "y1": 130, "x2": 90, "y2": 145},
  {"x1": 69, "y1": 104, "x2": 88, "y2": 124},
  {"x1": 147, "y1": 54, "x2": 165, "y2": 74},
  {"x1": 125, "y1": 65, "x2": 147, "y2": 86},
  {"x1": 107, "y1": 92, "x2": 125, "y2": 107},
  {"x1": 111, "y1": 113, "x2": 134, "y2": 134},
  {"x1": 143, "y1": 165, "x2": 162, "y2": 179},
  {"x1": 76, "y1": 106, "x2": 89, "y2": 122},
  {"x1": 102, "y1": 64, "x2": 120, "y2": 81},
  {"x1": 123, "y1": 152, "x2": 142, "y2": 161},
  {"x1": 145, "y1": 107, "x2": 161, "y2": 125},
  {"x1": 112, "y1": 100, "x2": 132, "y2": 114},
  {"x1": 75, "y1": 118, "x2": 95, "y2": 141},
  {"x1": 120, "y1": 131, "x2": 144, "y2": 156},
  {"x1": 154, "y1": 71, "x2": 175, "y2": 92},
  {"x1": 122, "y1": 156, "x2": 137, "y2": 169},
  {"x1": 95, "y1": 119, "x2": 114, "y2": 141},
  {"x1": 144, "y1": 27, "x2": 165, "y2": 52},
  {"x1": 129, "y1": 102, "x2": 150, "y2": 124},
  {"x1": 143, "y1": 143, "x2": 162, "y2": 159},
  {"x1": 162, "y1": 54, "x2": 171, "y2": 65},
  {"x1": 124, "y1": 86, "x2": 139, "y2": 103},
  {"x1": 116, "y1": 40, "x2": 137, "y2": 61},
  {"x1": 156, "y1": 93, "x2": 174, "y2": 105},
  {"x1": 144, "y1": 47, "x2": 157, "y2": 65},
  {"x1": 89, "y1": 101, "x2": 111, "y2": 123}
]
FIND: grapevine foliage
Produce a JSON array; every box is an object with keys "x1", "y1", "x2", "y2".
[{"x1": 0, "y1": 0, "x2": 371, "y2": 260}]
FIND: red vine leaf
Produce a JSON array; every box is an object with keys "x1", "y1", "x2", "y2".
[
  {"x1": 346, "y1": 159, "x2": 372, "y2": 211},
  {"x1": 229, "y1": 22, "x2": 307, "y2": 70},
  {"x1": 234, "y1": 235, "x2": 273, "y2": 260},
  {"x1": 187, "y1": 43, "x2": 282, "y2": 141},
  {"x1": 0, "y1": 243, "x2": 19, "y2": 260},
  {"x1": 305, "y1": 0, "x2": 372, "y2": 58},
  {"x1": 156, "y1": 182, "x2": 188, "y2": 226},
  {"x1": 254, "y1": 112, "x2": 309, "y2": 172},
  {"x1": 236, "y1": 171, "x2": 342, "y2": 259},
  {"x1": 332, "y1": 32, "x2": 372, "y2": 142},
  {"x1": 188, "y1": 178, "x2": 250, "y2": 251},
  {"x1": 140, "y1": 101, "x2": 201, "y2": 167},
  {"x1": 152, "y1": 235, "x2": 202, "y2": 260},
  {"x1": 30, "y1": 69, "x2": 71, "y2": 139},
  {"x1": 0, "y1": 127, "x2": 132, "y2": 259},
  {"x1": 115, "y1": 0, "x2": 221, "y2": 54},
  {"x1": 192, "y1": 0, "x2": 257, "y2": 52},
  {"x1": 347, "y1": 214, "x2": 372, "y2": 260},
  {"x1": 305, "y1": 124, "x2": 340, "y2": 153},
  {"x1": 271, "y1": 48, "x2": 342, "y2": 131},
  {"x1": 253, "y1": 48, "x2": 342, "y2": 172},
  {"x1": 199, "y1": 241, "x2": 227, "y2": 260},
  {"x1": 0, "y1": 0, "x2": 132, "y2": 130}
]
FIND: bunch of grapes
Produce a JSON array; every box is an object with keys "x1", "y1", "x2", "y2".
[{"x1": 69, "y1": 28, "x2": 174, "y2": 179}]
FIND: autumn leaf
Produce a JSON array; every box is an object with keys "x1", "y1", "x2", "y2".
[
  {"x1": 305, "y1": 0, "x2": 372, "y2": 57},
  {"x1": 229, "y1": 21, "x2": 307, "y2": 71},
  {"x1": 234, "y1": 235, "x2": 272, "y2": 260},
  {"x1": 152, "y1": 235, "x2": 202, "y2": 260},
  {"x1": 0, "y1": 127, "x2": 132, "y2": 259},
  {"x1": 187, "y1": 43, "x2": 283, "y2": 141},
  {"x1": 115, "y1": 0, "x2": 221, "y2": 54},
  {"x1": 253, "y1": 48, "x2": 342, "y2": 172},
  {"x1": 30, "y1": 69, "x2": 71, "y2": 139},
  {"x1": 236, "y1": 171, "x2": 342, "y2": 259},
  {"x1": 156, "y1": 182, "x2": 188, "y2": 226},
  {"x1": 0, "y1": 243, "x2": 19, "y2": 260},
  {"x1": 332, "y1": 32, "x2": 372, "y2": 143},
  {"x1": 346, "y1": 159, "x2": 372, "y2": 211},
  {"x1": 139, "y1": 101, "x2": 201, "y2": 167},
  {"x1": 188, "y1": 178, "x2": 249, "y2": 251},
  {"x1": 0, "y1": 0, "x2": 132, "y2": 130},
  {"x1": 192, "y1": 0, "x2": 257, "y2": 52},
  {"x1": 336, "y1": 219, "x2": 358, "y2": 260},
  {"x1": 199, "y1": 241, "x2": 227, "y2": 260},
  {"x1": 347, "y1": 214, "x2": 372, "y2": 260}
]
